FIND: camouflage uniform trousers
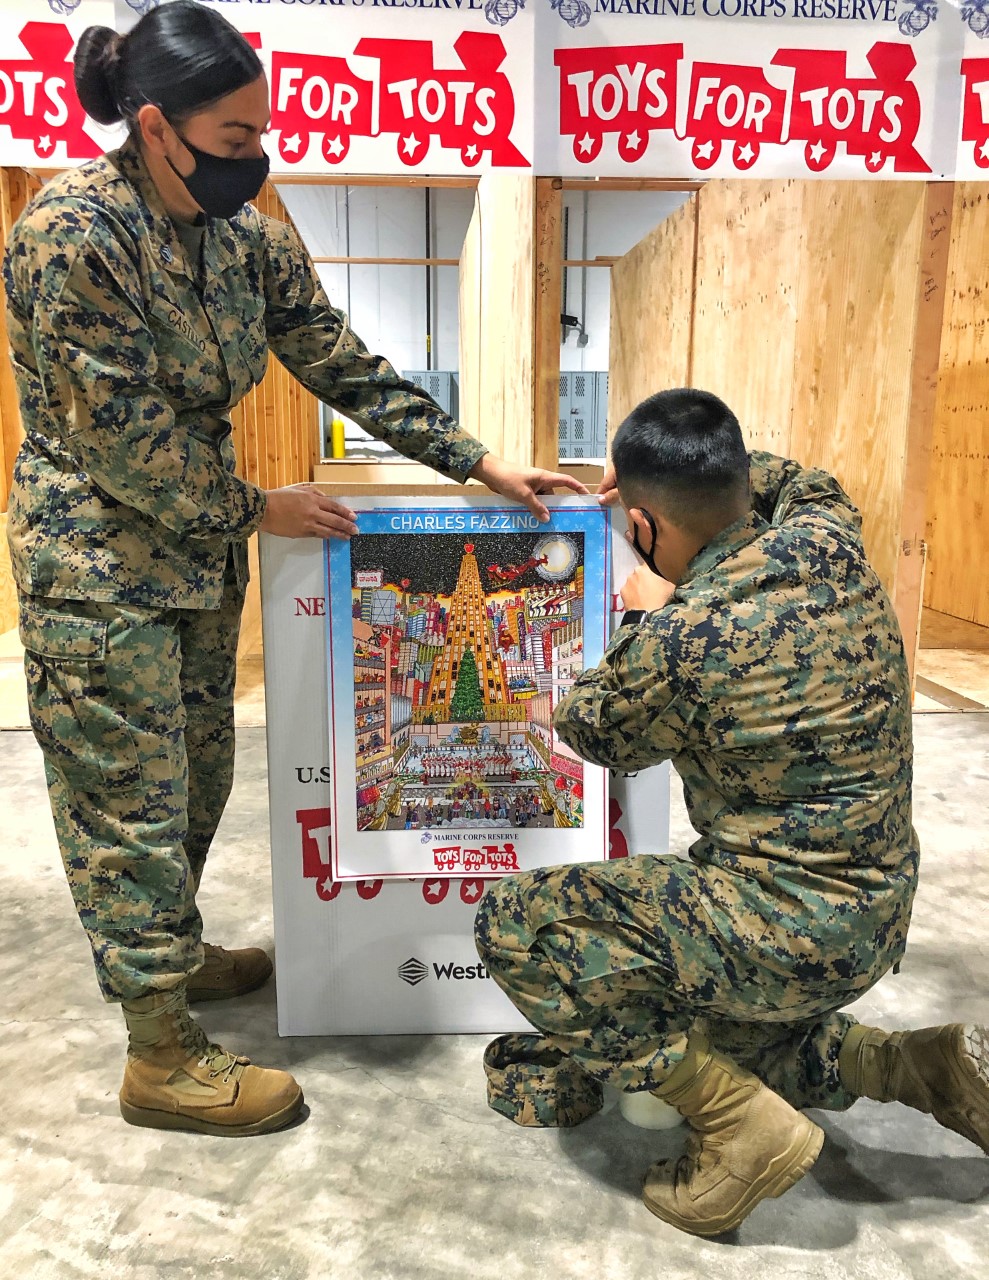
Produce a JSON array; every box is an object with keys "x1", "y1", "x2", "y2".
[
  {"x1": 19, "y1": 567, "x2": 243, "y2": 1002},
  {"x1": 475, "y1": 856, "x2": 872, "y2": 1127}
]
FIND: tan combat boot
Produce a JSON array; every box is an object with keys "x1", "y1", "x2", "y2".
[
  {"x1": 642, "y1": 1032, "x2": 824, "y2": 1236},
  {"x1": 839, "y1": 1023, "x2": 989, "y2": 1154},
  {"x1": 186, "y1": 943, "x2": 274, "y2": 1002},
  {"x1": 119, "y1": 989, "x2": 304, "y2": 1136}
]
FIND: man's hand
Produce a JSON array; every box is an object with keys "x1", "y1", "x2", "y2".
[
  {"x1": 597, "y1": 462, "x2": 620, "y2": 508},
  {"x1": 469, "y1": 454, "x2": 588, "y2": 523},
  {"x1": 620, "y1": 564, "x2": 676, "y2": 613},
  {"x1": 261, "y1": 484, "x2": 359, "y2": 540}
]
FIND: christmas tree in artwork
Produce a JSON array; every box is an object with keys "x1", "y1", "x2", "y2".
[{"x1": 450, "y1": 649, "x2": 485, "y2": 722}]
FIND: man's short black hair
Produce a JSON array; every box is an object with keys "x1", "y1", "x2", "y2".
[{"x1": 611, "y1": 389, "x2": 750, "y2": 536}]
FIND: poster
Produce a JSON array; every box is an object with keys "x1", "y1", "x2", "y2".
[{"x1": 325, "y1": 496, "x2": 611, "y2": 881}]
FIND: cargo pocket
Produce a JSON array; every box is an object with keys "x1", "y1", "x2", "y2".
[
  {"x1": 20, "y1": 603, "x2": 143, "y2": 795},
  {"x1": 483, "y1": 1033, "x2": 603, "y2": 1127}
]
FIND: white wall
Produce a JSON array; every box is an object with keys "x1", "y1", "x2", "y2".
[
  {"x1": 278, "y1": 184, "x2": 474, "y2": 455},
  {"x1": 278, "y1": 184, "x2": 474, "y2": 374},
  {"x1": 560, "y1": 190, "x2": 692, "y2": 375}
]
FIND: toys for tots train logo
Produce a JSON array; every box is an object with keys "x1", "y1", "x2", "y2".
[
  {"x1": 2, "y1": 23, "x2": 101, "y2": 160},
  {"x1": 272, "y1": 30, "x2": 528, "y2": 168},
  {"x1": 555, "y1": 40, "x2": 931, "y2": 173}
]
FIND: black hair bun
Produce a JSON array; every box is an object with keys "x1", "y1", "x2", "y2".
[{"x1": 74, "y1": 26, "x2": 123, "y2": 126}]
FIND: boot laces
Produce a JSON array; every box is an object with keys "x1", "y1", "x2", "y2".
[
  {"x1": 197, "y1": 1043, "x2": 249, "y2": 1086},
  {"x1": 170, "y1": 1003, "x2": 210, "y2": 1059}
]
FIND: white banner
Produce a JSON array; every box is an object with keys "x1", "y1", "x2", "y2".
[{"x1": 0, "y1": 0, "x2": 980, "y2": 176}]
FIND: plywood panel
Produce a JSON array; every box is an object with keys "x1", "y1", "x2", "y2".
[
  {"x1": 457, "y1": 175, "x2": 536, "y2": 465},
  {"x1": 458, "y1": 193, "x2": 481, "y2": 444},
  {"x1": 603, "y1": 176, "x2": 946, "y2": 682},
  {"x1": 230, "y1": 179, "x2": 320, "y2": 495},
  {"x1": 892, "y1": 184, "x2": 953, "y2": 671},
  {"x1": 533, "y1": 179, "x2": 563, "y2": 470},
  {"x1": 692, "y1": 180, "x2": 802, "y2": 456},
  {"x1": 789, "y1": 182, "x2": 929, "y2": 597},
  {"x1": 608, "y1": 193, "x2": 696, "y2": 436},
  {"x1": 925, "y1": 183, "x2": 989, "y2": 628}
]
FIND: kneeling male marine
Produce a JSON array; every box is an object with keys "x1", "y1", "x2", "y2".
[{"x1": 474, "y1": 388, "x2": 989, "y2": 1237}]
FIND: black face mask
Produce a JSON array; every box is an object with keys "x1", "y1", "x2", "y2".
[
  {"x1": 630, "y1": 510, "x2": 663, "y2": 577},
  {"x1": 167, "y1": 131, "x2": 269, "y2": 221}
]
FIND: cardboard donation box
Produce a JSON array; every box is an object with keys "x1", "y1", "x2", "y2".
[{"x1": 262, "y1": 493, "x2": 670, "y2": 1036}]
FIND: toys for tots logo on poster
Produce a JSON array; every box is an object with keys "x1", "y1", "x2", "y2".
[{"x1": 554, "y1": 39, "x2": 931, "y2": 174}]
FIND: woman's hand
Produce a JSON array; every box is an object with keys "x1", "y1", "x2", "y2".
[
  {"x1": 468, "y1": 454, "x2": 589, "y2": 523},
  {"x1": 261, "y1": 484, "x2": 359, "y2": 540}
]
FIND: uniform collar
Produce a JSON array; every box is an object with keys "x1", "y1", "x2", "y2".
[
  {"x1": 107, "y1": 138, "x2": 243, "y2": 280},
  {"x1": 680, "y1": 509, "x2": 769, "y2": 586}
]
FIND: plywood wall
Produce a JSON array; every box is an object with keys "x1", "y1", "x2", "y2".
[
  {"x1": 458, "y1": 174, "x2": 536, "y2": 465},
  {"x1": 691, "y1": 180, "x2": 803, "y2": 456},
  {"x1": 925, "y1": 183, "x2": 989, "y2": 628},
  {"x1": 608, "y1": 193, "x2": 696, "y2": 434},
  {"x1": 609, "y1": 178, "x2": 951, "y2": 668}
]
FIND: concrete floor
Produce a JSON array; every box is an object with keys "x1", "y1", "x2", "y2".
[{"x1": 1, "y1": 716, "x2": 988, "y2": 1280}]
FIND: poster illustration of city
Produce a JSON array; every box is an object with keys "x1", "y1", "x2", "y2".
[{"x1": 325, "y1": 497, "x2": 611, "y2": 880}]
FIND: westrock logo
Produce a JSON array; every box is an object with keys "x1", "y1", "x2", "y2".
[
  {"x1": 398, "y1": 957, "x2": 429, "y2": 986},
  {"x1": 398, "y1": 956, "x2": 491, "y2": 985}
]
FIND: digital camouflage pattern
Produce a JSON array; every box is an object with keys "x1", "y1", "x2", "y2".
[
  {"x1": 4, "y1": 140, "x2": 484, "y2": 1000},
  {"x1": 475, "y1": 453, "x2": 919, "y2": 1119},
  {"x1": 4, "y1": 139, "x2": 486, "y2": 608},
  {"x1": 22, "y1": 571, "x2": 242, "y2": 1000}
]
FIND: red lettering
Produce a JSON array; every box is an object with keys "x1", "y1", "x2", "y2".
[{"x1": 554, "y1": 44, "x2": 682, "y2": 165}]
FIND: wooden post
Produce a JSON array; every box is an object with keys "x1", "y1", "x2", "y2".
[
  {"x1": 896, "y1": 182, "x2": 954, "y2": 683},
  {"x1": 533, "y1": 178, "x2": 563, "y2": 471}
]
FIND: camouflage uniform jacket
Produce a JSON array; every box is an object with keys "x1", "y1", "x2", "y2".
[
  {"x1": 3, "y1": 140, "x2": 486, "y2": 608},
  {"x1": 554, "y1": 452, "x2": 920, "y2": 1008}
]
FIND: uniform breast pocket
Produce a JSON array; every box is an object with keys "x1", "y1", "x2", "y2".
[{"x1": 147, "y1": 307, "x2": 222, "y2": 400}]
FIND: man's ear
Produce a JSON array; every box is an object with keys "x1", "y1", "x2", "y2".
[{"x1": 628, "y1": 506, "x2": 655, "y2": 544}]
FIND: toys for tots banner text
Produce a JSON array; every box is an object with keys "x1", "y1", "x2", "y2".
[{"x1": 0, "y1": 0, "x2": 975, "y2": 175}]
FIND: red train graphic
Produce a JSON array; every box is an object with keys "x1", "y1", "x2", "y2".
[
  {"x1": 1, "y1": 23, "x2": 100, "y2": 161},
  {"x1": 961, "y1": 58, "x2": 989, "y2": 170},
  {"x1": 555, "y1": 43, "x2": 682, "y2": 165},
  {"x1": 685, "y1": 60, "x2": 788, "y2": 171},
  {"x1": 271, "y1": 51, "x2": 374, "y2": 167},
  {"x1": 554, "y1": 39, "x2": 930, "y2": 175},
  {"x1": 771, "y1": 43, "x2": 930, "y2": 174},
  {"x1": 355, "y1": 31, "x2": 529, "y2": 168}
]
